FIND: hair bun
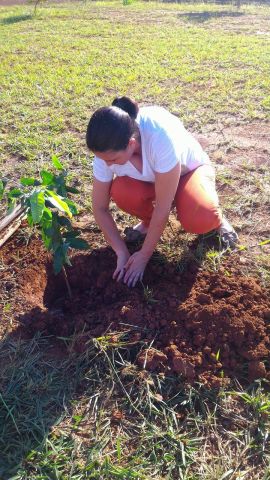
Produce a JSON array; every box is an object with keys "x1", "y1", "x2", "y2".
[{"x1": 112, "y1": 96, "x2": 139, "y2": 119}]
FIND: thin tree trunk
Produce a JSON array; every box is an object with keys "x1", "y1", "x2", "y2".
[
  {"x1": 34, "y1": 0, "x2": 42, "y2": 15},
  {"x1": 62, "y1": 266, "x2": 72, "y2": 299}
]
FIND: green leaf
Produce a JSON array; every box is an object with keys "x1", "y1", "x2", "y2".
[
  {"x1": 7, "y1": 199, "x2": 17, "y2": 214},
  {"x1": 41, "y1": 229, "x2": 52, "y2": 250},
  {"x1": 27, "y1": 212, "x2": 34, "y2": 227},
  {"x1": 52, "y1": 155, "x2": 64, "y2": 170},
  {"x1": 63, "y1": 230, "x2": 80, "y2": 239},
  {"x1": 66, "y1": 186, "x2": 80, "y2": 194},
  {"x1": 53, "y1": 243, "x2": 70, "y2": 274},
  {"x1": 54, "y1": 174, "x2": 67, "y2": 196},
  {"x1": 68, "y1": 238, "x2": 90, "y2": 250},
  {"x1": 259, "y1": 239, "x2": 270, "y2": 246},
  {"x1": 0, "y1": 179, "x2": 5, "y2": 199},
  {"x1": 41, "y1": 170, "x2": 55, "y2": 186},
  {"x1": 48, "y1": 214, "x2": 66, "y2": 253},
  {"x1": 53, "y1": 246, "x2": 65, "y2": 274},
  {"x1": 46, "y1": 190, "x2": 72, "y2": 218},
  {"x1": 20, "y1": 177, "x2": 36, "y2": 186},
  {"x1": 30, "y1": 191, "x2": 45, "y2": 223},
  {"x1": 57, "y1": 216, "x2": 72, "y2": 229},
  {"x1": 8, "y1": 188, "x2": 23, "y2": 199},
  {"x1": 41, "y1": 207, "x2": 53, "y2": 229},
  {"x1": 42, "y1": 207, "x2": 53, "y2": 220},
  {"x1": 65, "y1": 198, "x2": 78, "y2": 215}
]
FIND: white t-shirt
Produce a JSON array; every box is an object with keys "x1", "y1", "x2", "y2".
[{"x1": 93, "y1": 106, "x2": 210, "y2": 183}]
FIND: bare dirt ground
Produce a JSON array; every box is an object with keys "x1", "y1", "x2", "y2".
[
  {"x1": 1, "y1": 227, "x2": 270, "y2": 388},
  {"x1": 198, "y1": 122, "x2": 270, "y2": 251}
]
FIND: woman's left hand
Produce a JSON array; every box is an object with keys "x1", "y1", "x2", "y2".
[{"x1": 123, "y1": 251, "x2": 150, "y2": 287}]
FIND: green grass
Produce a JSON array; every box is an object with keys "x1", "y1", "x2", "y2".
[
  {"x1": 0, "y1": 1, "x2": 270, "y2": 175},
  {"x1": 1, "y1": 1, "x2": 270, "y2": 478},
  {"x1": 1, "y1": 335, "x2": 270, "y2": 479}
]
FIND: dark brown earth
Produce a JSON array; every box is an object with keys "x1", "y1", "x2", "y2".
[{"x1": 1, "y1": 223, "x2": 269, "y2": 388}]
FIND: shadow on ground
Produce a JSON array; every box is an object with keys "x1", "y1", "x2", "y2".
[
  {"x1": 0, "y1": 241, "x2": 203, "y2": 478},
  {"x1": 0, "y1": 334, "x2": 87, "y2": 478},
  {"x1": 0, "y1": 13, "x2": 32, "y2": 24},
  {"x1": 178, "y1": 10, "x2": 244, "y2": 23}
]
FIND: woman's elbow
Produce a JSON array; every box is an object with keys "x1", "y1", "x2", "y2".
[
  {"x1": 154, "y1": 202, "x2": 173, "y2": 218},
  {"x1": 92, "y1": 204, "x2": 109, "y2": 218}
]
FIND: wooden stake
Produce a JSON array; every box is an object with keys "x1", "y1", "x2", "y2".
[
  {"x1": 0, "y1": 208, "x2": 27, "y2": 248},
  {"x1": 0, "y1": 205, "x2": 26, "y2": 232}
]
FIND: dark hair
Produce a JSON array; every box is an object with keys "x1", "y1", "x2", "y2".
[{"x1": 86, "y1": 96, "x2": 139, "y2": 152}]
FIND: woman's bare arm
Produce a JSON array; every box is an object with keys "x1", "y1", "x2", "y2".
[
  {"x1": 141, "y1": 163, "x2": 181, "y2": 258},
  {"x1": 92, "y1": 178, "x2": 129, "y2": 256},
  {"x1": 123, "y1": 163, "x2": 181, "y2": 287}
]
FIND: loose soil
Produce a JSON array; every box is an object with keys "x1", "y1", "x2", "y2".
[{"x1": 1, "y1": 223, "x2": 269, "y2": 388}]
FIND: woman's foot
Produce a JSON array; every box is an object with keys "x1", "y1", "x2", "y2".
[
  {"x1": 124, "y1": 222, "x2": 149, "y2": 242},
  {"x1": 217, "y1": 217, "x2": 239, "y2": 249}
]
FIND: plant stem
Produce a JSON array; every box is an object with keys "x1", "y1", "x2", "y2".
[{"x1": 62, "y1": 266, "x2": 72, "y2": 299}]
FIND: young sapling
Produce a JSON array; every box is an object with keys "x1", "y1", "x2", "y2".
[{"x1": 0, "y1": 155, "x2": 89, "y2": 297}]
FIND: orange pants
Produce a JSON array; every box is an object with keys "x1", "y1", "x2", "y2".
[{"x1": 110, "y1": 164, "x2": 222, "y2": 234}]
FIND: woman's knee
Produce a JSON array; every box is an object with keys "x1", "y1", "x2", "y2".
[
  {"x1": 110, "y1": 176, "x2": 155, "y2": 213},
  {"x1": 175, "y1": 165, "x2": 222, "y2": 234},
  {"x1": 178, "y1": 204, "x2": 222, "y2": 234},
  {"x1": 110, "y1": 177, "x2": 141, "y2": 206}
]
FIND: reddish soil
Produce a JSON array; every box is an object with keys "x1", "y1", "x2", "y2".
[{"x1": 1, "y1": 225, "x2": 270, "y2": 388}]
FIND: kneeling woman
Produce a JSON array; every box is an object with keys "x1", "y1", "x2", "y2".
[{"x1": 86, "y1": 97, "x2": 237, "y2": 287}]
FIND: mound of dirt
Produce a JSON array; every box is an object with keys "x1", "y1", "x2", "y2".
[{"x1": 1, "y1": 230, "x2": 270, "y2": 388}]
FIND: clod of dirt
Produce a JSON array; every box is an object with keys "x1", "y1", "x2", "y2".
[
  {"x1": 111, "y1": 409, "x2": 125, "y2": 424},
  {"x1": 136, "y1": 348, "x2": 168, "y2": 371},
  {"x1": 196, "y1": 293, "x2": 212, "y2": 304},
  {"x1": 248, "y1": 361, "x2": 267, "y2": 382},
  {"x1": 167, "y1": 345, "x2": 195, "y2": 379}
]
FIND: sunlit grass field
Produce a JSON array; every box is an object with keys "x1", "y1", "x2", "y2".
[
  {"x1": 0, "y1": 1, "x2": 270, "y2": 478},
  {"x1": 0, "y1": 1, "x2": 269, "y2": 170}
]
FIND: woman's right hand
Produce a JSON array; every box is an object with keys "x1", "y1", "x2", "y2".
[{"x1": 113, "y1": 250, "x2": 130, "y2": 282}]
